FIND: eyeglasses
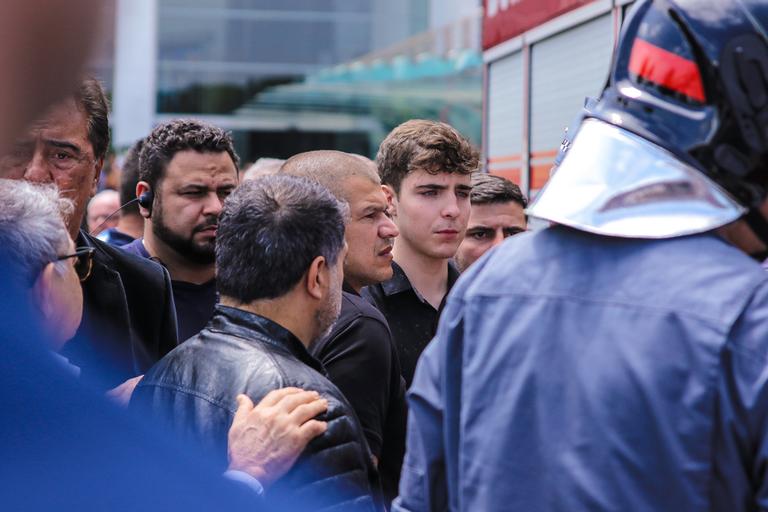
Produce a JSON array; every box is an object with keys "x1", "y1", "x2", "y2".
[{"x1": 57, "y1": 247, "x2": 95, "y2": 282}]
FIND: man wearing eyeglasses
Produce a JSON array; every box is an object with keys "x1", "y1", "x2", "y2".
[
  {"x1": 0, "y1": 180, "x2": 92, "y2": 360},
  {"x1": 0, "y1": 177, "x2": 333, "y2": 503},
  {"x1": 0, "y1": 77, "x2": 179, "y2": 392}
]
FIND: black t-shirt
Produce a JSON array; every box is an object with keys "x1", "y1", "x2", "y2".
[
  {"x1": 361, "y1": 261, "x2": 459, "y2": 389},
  {"x1": 169, "y1": 279, "x2": 217, "y2": 342},
  {"x1": 311, "y1": 283, "x2": 407, "y2": 503},
  {"x1": 121, "y1": 238, "x2": 217, "y2": 342}
]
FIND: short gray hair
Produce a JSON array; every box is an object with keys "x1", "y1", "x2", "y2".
[{"x1": 0, "y1": 179, "x2": 73, "y2": 285}]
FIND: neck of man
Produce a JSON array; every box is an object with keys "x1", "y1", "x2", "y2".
[
  {"x1": 68, "y1": 213, "x2": 85, "y2": 241},
  {"x1": 393, "y1": 239, "x2": 449, "y2": 309},
  {"x1": 142, "y1": 228, "x2": 215, "y2": 285},
  {"x1": 116, "y1": 213, "x2": 144, "y2": 240},
  {"x1": 344, "y1": 272, "x2": 364, "y2": 295},
  {"x1": 220, "y1": 294, "x2": 315, "y2": 349}
]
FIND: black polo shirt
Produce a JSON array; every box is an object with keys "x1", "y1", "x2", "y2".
[
  {"x1": 361, "y1": 261, "x2": 460, "y2": 388},
  {"x1": 311, "y1": 283, "x2": 407, "y2": 503}
]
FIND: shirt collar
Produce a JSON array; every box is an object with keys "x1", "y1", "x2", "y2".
[
  {"x1": 446, "y1": 260, "x2": 460, "y2": 289},
  {"x1": 77, "y1": 230, "x2": 111, "y2": 266},
  {"x1": 381, "y1": 261, "x2": 413, "y2": 296},
  {"x1": 135, "y1": 238, "x2": 151, "y2": 259},
  {"x1": 210, "y1": 304, "x2": 324, "y2": 373},
  {"x1": 381, "y1": 260, "x2": 461, "y2": 297},
  {"x1": 124, "y1": 237, "x2": 171, "y2": 270},
  {"x1": 342, "y1": 280, "x2": 359, "y2": 296}
]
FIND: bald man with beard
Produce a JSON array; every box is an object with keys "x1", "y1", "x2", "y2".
[{"x1": 280, "y1": 151, "x2": 408, "y2": 503}]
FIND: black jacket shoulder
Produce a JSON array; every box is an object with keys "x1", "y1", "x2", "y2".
[
  {"x1": 133, "y1": 308, "x2": 383, "y2": 512},
  {"x1": 62, "y1": 232, "x2": 178, "y2": 389}
]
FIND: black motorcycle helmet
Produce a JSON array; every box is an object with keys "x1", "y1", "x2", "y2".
[{"x1": 592, "y1": 0, "x2": 768, "y2": 241}]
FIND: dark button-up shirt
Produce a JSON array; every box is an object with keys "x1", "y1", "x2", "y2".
[
  {"x1": 122, "y1": 238, "x2": 217, "y2": 342},
  {"x1": 362, "y1": 261, "x2": 459, "y2": 388},
  {"x1": 312, "y1": 282, "x2": 407, "y2": 502}
]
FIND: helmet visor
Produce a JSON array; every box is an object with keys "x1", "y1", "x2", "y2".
[{"x1": 527, "y1": 118, "x2": 745, "y2": 238}]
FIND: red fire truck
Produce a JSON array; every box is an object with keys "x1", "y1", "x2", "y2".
[{"x1": 482, "y1": 0, "x2": 635, "y2": 198}]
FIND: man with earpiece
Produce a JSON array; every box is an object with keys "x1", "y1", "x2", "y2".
[{"x1": 122, "y1": 119, "x2": 239, "y2": 343}]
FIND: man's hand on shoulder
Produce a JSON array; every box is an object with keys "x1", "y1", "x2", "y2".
[{"x1": 227, "y1": 387, "x2": 328, "y2": 490}]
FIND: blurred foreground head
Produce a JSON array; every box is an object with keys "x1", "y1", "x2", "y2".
[
  {"x1": 529, "y1": 0, "x2": 768, "y2": 256},
  {"x1": 0, "y1": 0, "x2": 101, "y2": 153},
  {"x1": 0, "y1": 179, "x2": 84, "y2": 350}
]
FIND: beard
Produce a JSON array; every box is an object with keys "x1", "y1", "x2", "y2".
[{"x1": 152, "y1": 203, "x2": 217, "y2": 265}]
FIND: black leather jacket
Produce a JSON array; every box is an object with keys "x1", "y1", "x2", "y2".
[{"x1": 131, "y1": 305, "x2": 383, "y2": 512}]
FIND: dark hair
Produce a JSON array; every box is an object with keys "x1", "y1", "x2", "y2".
[
  {"x1": 216, "y1": 175, "x2": 347, "y2": 303},
  {"x1": 74, "y1": 77, "x2": 110, "y2": 161},
  {"x1": 119, "y1": 138, "x2": 144, "y2": 214},
  {"x1": 139, "y1": 119, "x2": 240, "y2": 191},
  {"x1": 470, "y1": 173, "x2": 528, "y2": 208},
  {"x1": 376, "y1": 119, "x2": 479, "y2": 194}
]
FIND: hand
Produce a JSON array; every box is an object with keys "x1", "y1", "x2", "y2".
[
  {"x1": 106, "y1": 375, "x2": 143, "y2": 407},
  {"x1": 227, "y1": 388, "x2": 328, "y2": 490}
]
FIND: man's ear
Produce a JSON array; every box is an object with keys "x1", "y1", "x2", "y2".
[
  {"x1": 382, "y1": 184, "x2": 397, "y2": 217},
  {"x1": 136, "y1": 181, "x2": 152, "y2": 219},
  {"x1": 305, "y1": 255, "x2": 327, "y2": 300},
  {"x1": 32, "y1": 262, "x2": 56, "y2": 322},
  {"x1": 89, "y1": 157, "x2": 103, "y2": 197}
]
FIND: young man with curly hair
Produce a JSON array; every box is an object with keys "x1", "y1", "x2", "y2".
[{"x1": 363, "y1": 119, "x2": 479, "y2": 387}]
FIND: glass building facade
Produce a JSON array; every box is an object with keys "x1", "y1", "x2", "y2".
[
  {"x1": 108, "y1": 0, "x2": 481, "y2": 163},
  {"x1": 156, "y1": 0, "x2": 374, "y2": 115}
]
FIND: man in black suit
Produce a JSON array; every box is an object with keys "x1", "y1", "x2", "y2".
[{"x1": 0, "y1": 77, "x2": 178, "y2": 391}]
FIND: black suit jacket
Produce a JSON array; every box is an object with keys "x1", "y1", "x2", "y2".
[{"x1": 61, "y1": 231, "x2": 178, "y2": 390}]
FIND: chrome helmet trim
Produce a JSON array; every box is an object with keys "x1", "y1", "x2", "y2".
[{"x1": 527, "y1": 118, "x2": 746, "y2": 238}]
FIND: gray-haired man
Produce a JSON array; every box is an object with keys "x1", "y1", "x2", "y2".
[
  {"x1": 0, "y1": 179, "x2": 86, "y2": 356},
  {"x1": 0, "y1": 177, "x2": 330, "y2": 498}
]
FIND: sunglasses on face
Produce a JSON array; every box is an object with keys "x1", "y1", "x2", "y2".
[{"x1": 57, "y1": 247, "x2": 95, "y2": 282}]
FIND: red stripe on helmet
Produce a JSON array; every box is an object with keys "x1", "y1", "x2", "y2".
[{"x1": 629, "y1": 38, "x2": 706, "y2": 103}]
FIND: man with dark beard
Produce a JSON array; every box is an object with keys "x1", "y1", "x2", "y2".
[{"x1": 123, "y1": 119, "x2": 238, "y2": 341}]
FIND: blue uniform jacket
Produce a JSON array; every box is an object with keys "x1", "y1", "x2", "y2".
[{"x1": 394, "y1": 226, "x2": 768, "y2": 512}]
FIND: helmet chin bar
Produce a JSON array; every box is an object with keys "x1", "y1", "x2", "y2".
[{"x1": 743, "y1": 208, "x2": 768, "y2": 261}]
